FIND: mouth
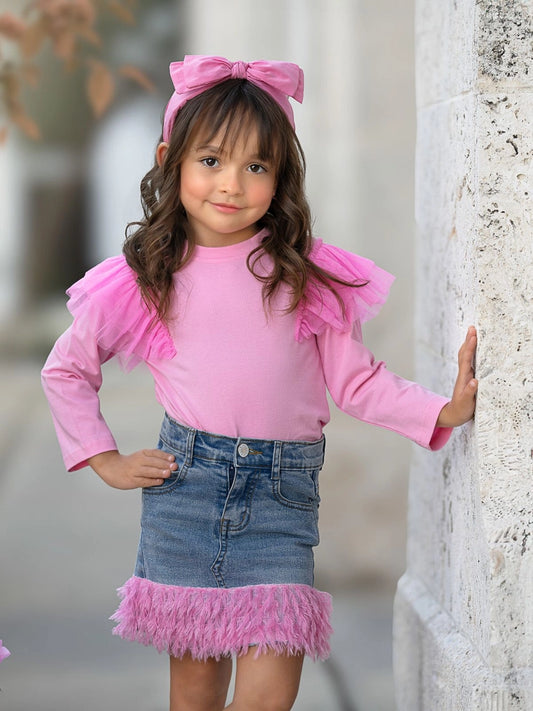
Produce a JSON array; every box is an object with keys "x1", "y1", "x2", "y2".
[{"x1": 211, "y1": 202, "x2": 242, "y2": 214}]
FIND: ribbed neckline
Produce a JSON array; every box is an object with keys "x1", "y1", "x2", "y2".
[{"x1": 190, "y1": 228, "x2": 268, "y2": 262}]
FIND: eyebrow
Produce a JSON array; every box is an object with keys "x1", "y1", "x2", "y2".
[
  {"x1": 193, "y1": 144, "x2": 269, "y2": 162},
  {"x1": 194, "y1": 144, "x2": 223, "y2": 154}
]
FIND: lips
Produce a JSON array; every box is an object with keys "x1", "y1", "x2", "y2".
[{"x1": 211, "y1": 202, "x2": 242, "y2": 213}]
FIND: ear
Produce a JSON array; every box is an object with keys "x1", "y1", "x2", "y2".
[{"x1": 156, "y1": 141, "x2": 169, "y2": 168}]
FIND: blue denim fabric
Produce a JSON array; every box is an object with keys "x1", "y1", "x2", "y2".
[{"x1": 134, "y1": 414, "x2": 325, "y2": 589}]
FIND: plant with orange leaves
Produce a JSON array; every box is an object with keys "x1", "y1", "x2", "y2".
[{"x1": 0, "y1": 0, "x2": 154, "y2": 143}]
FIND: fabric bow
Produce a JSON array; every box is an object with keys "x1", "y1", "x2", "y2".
[{"x1": 162, "y1": 55, "x2": 304, "y2": 141}]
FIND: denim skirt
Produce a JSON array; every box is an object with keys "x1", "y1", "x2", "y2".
[{"x1": 111, "y1": 414, "x2": 333, "y2": 660}]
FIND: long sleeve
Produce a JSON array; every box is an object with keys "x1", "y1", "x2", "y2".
[
  {"x1": 41, "y1": 311, "x2": 119, "y2": 472},
  {"x1": 316, "y1": 322, "x2": 452, "y2": 450},
  {"x1": 41, "y1": 256, "x2": 176, "y2": 472},
  {"x1": 299, "y1": 239, "x2": 452, "y2": 450}
]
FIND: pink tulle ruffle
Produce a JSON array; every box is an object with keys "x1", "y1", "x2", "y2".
[
  {"x1": 0, "y1": 640, "x2": 10, "y2": 663},
  {"x1": 111, "y1": 576, "x2": 332, "y2": 661},
  {"x1": 66, "y1": 256, "x2": 176, "y2": 371},
  {"x1": 295, "y1": 239, "x2": 395, "y2": 341}
]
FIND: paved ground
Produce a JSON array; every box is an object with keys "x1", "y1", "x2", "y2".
[{"x1": 0, "y1": 358, "x2": 397, "y2": 711}]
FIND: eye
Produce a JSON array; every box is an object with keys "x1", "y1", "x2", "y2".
[
  {"x1": 200, "y1": 157, "x2": 219, "y2": 168},
  {"x1": 248, "y1": 163, "x2": 267, "y2": 174}
]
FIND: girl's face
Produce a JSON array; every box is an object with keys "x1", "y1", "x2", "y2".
[{"x1": 176, "y1": 125, "x2": 277, "y2": 247}]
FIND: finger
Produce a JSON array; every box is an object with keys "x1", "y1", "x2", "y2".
[
  {"x1": 459, "y1": 327, "x2": 477, "y2": 360},
  {"x1": 132, "y1": 473, "x2": 168, "y2": 488},
  {"x1": 138, "y1": 464, "x2": 174, "y2": 480},
  {"x1": 138, "y1": 451, "x2": 177, "y2": 474},
  {"x1": 140, "y1": 477, "x2": 166, "y2": 488},
  {"x1": 142, "y1": 448, "x2": 176, "y2": 463},
  {"x1": 457, "y1": 332, "x2": 477, "y2": 381}
]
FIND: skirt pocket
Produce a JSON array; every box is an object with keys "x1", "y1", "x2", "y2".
[
  {"x1": 272, "y1": 467, "x2": 320, "y2": 511},
  {"x1": 142, "y1": 436, "x2": 190, "y2": 495}
]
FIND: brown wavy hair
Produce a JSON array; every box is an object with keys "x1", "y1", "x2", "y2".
[{"x1": 123, "y1": 78, "x2": 364, "y2": 322}]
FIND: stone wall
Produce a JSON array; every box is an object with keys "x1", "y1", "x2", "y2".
[{"x1": 394, "y1": 0, "x2": 532, "y2": 708}]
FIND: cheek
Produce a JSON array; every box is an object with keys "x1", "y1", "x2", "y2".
[
  {"x1": 180, "y1": 163, "x2": 208, "y2": 195},
  {"x1": 250, "y1": 180, "x2": 276, "y2": 206}
]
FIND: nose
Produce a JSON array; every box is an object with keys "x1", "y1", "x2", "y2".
[{"x1": 219, "y1": 167, "x2": 243, "y2": 195}]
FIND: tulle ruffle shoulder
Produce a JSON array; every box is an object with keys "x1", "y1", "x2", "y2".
[
  {"x1": 295, "y1": 239, "x2": 395, "y2": 341},
  {"x1": 66, "y1": 256, "x2": 176, "y2": 371}
]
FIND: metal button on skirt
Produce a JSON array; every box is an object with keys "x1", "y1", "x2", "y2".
[{"x1": 111, "y1": 414, "x2": 332, "y2": 660}]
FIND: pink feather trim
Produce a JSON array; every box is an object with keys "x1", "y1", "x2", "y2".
[{"x1": 110, "y1": 576, "x2": 332, "y2": 661}]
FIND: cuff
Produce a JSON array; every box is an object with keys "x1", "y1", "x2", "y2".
[{"x1": 65, "y1": 437, "x2": 118, "y2": 472}]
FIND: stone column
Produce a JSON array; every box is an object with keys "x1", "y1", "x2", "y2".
[
  {"x1": 0, "y1": 138, "x2": 23, "y2": 321},
  {"x1": 0, "y1": 0, "x2": 25, "y2": 321},
  {"x1": 394, "y1": 1, "x2": 532, "y2": 709}
]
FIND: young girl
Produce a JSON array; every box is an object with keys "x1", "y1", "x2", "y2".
[{"x1": 42, "y1": 55, "x2": 477, "y2": 711}]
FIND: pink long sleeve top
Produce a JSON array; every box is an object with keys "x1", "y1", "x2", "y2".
[{"x1": 41, "y1": 229, "x2": 452, "y2": 472}]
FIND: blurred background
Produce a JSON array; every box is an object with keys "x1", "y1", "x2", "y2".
[{"x1": 0, "y1": 0, "x2": 417, "y2": 708}]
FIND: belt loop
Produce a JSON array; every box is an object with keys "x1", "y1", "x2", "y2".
[
  {"x1": 271, "y1": 441, "x2": 282, "y2": 481},
  {"x1": 233, "y1": 439, "x2": 240, "y2": 468},
  {"x1": 185, "y1": 427, "x2": 196, "y2": 466}
]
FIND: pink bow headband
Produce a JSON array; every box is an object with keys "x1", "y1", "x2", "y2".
[{"x1": 162, "y1": 55, "x2": 304, "y2": 142}]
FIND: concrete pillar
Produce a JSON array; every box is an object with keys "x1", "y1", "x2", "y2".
[
  {"x1": 0, "y1": 0, "x2": 25, "y2": 321},
  {"x1": 394, "y1": 1, "x2": 533, "y2": 709},
  {"x1": 0, "y1": 138, "x2": 23, "y2": 321},
  {"x1": 89, "y1": 97, "x2": 162, "y2": 262}
]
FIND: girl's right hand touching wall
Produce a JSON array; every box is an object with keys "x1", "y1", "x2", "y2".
[
  {"x1": 436, "y1": 326, "x2": 478, "y2": 428},
  {"x1": 87, "y1": 450, "x2": 178, "y2": 490}
]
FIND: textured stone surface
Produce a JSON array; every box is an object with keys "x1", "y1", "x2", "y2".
[
  {"x1": 394, "y1": 0, "x2": 533, "y2": 707},
  {"x1": 415, "y1": 0, "x2": 477, "y2": 107},
  {"x1": 478, "y1": 1, "x2": 533, "y2": 85},
  {"x1": 395, "y1": 576, "x2": 533, "y2": 710}
]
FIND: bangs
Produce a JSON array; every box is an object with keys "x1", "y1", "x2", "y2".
[{"x1": 176, "y1": 80, "x2": 289, "y2": 171}]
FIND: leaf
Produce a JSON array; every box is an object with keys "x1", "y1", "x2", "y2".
[
  {"x1": 107, "y1": 1, "x2": 135, "y2": 25},
  {"x1": 19, "y1": 19, "x2": 46, "y2": 58},
  {"x1": 86, "y1": 59, "x2": 114, "y2": 117},
  {"x1": 0, "y1": 12, "x2": 27, "y2": 41},
  {"x1": 118, "y1": 64, "x2": 155, "y2": 92}
]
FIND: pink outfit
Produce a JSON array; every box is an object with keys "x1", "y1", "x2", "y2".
[{"x1": 42, "y1": 229, "x2": 452, "y2": 473}]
